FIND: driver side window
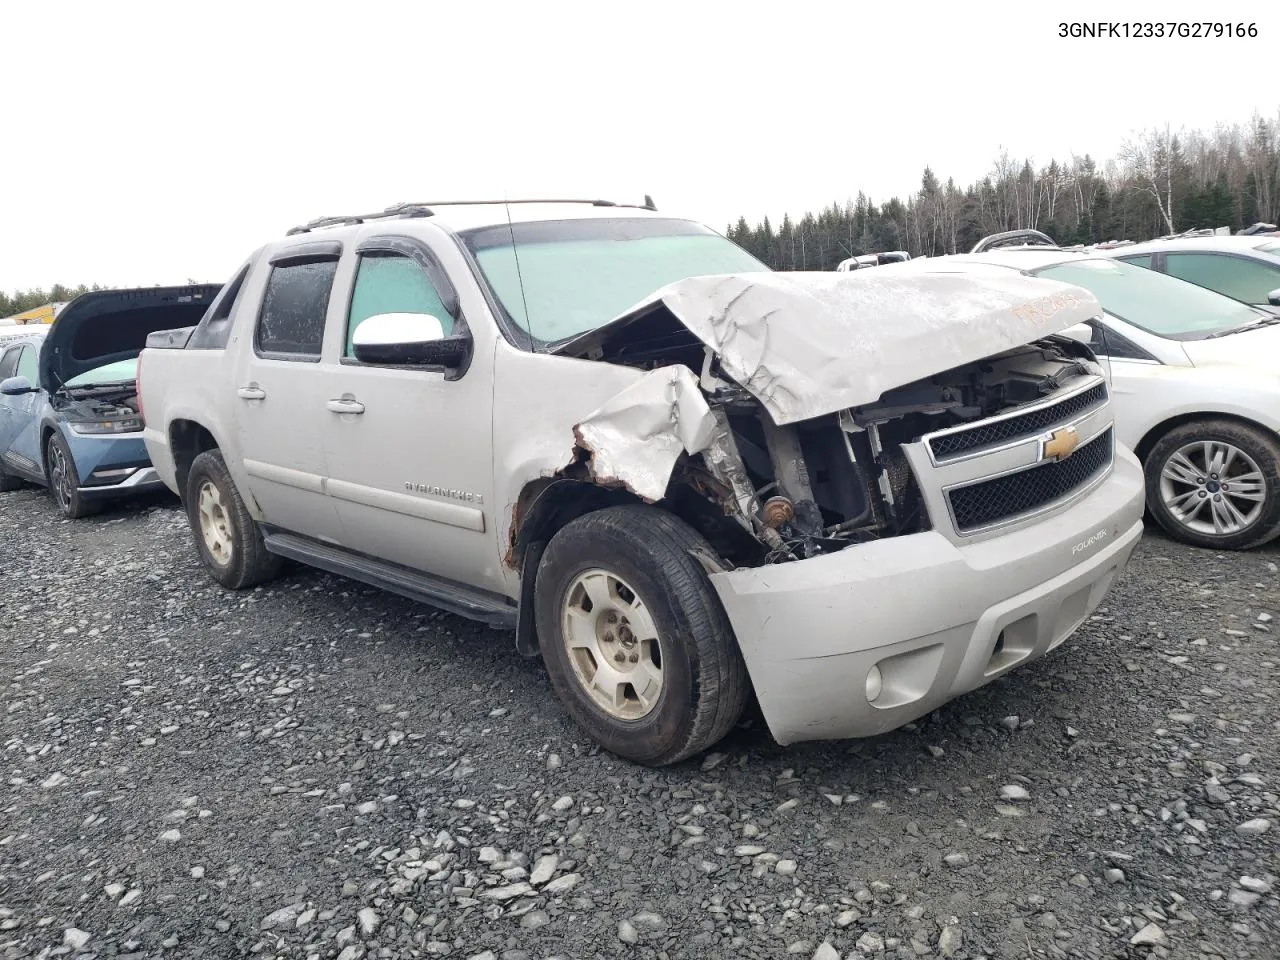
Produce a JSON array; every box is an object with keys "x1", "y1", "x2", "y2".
[
  {"x1": 16, "y1": 346, "x2": 38, "y2": 383},
  {"x1": 346, "y1": 253, "x2": 451, "y2": 357},
  {"x1": 1165, "y1": 253, "x2": 1280, "y2": 304}
]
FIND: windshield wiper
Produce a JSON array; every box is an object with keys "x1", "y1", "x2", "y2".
[{"x1": 1203, "y1": 315, "x2": 1280, "y2": 339}]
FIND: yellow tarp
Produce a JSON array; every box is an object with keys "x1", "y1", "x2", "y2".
[{"x1": 3, "y1": 303, "x2": 61, "y2": 325}]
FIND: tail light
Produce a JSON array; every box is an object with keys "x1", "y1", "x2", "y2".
[{"x1": 136, "y1": 353, "x2": 145, "y2": 423}]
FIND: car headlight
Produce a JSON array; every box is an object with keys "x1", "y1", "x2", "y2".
[{"x1": 68, "y1": 417, "x2": 144, "y2": 435}]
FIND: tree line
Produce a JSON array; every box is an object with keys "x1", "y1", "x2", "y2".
[
  {"x1": 726, "y1": 110, "x2": 1280, "y2": 270},
  {"x1": 1, "y1": 284, "x2": 104, "y2": 319},
  {"x1": 6, "y1": 110, "x2": 1279, "y2": 308}
]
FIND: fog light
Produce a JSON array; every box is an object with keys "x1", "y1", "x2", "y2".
[{"x1": 866, "y1": 664, "x2": 883, "y2": 703}]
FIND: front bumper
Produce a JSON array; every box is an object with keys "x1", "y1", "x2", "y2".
[
  {"x1": 77, "y1": 466, "x2": 165, "y2": 500},
  {"x1": 64, "y1": 430, "x2": 166, "y2": 501},
  {"x1": 708, "y1": 447, "x2": 1146, "y2": 746}
]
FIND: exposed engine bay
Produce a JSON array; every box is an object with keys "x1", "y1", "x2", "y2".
[
  {"x1": 526, "y1": 268, "x2": 1111, "y2": 572},
  {"x1": 50, "y1": 385, "x2": 142, "y2": 425},
  {"x1": 573, "y1": 333, "x2": 1100, "y2": 568}
]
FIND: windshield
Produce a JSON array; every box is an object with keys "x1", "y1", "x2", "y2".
[
  {"x1": 1033, "y1": 259, "x2": 1265, "y2": 340},
  {"x1": 461, "y1": 217, "x2": 770, "y2": 343},
  {"x1": 64, "y1": 358, "x2": 137, "y2": 388}
]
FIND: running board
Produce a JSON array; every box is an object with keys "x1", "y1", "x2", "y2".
[{"x1": 261, "y1": 530, "x2": 518, "y2": 629}]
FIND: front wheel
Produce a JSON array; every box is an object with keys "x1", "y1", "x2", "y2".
[
  {"x1": 534, "y1": 506, "x2": 750, "y2": 767},
  {"x1": 185, "y1": 449, "x2": 283, "y2": 589},
  {"x1": 45, "y1": 432, "x2": 102, "y2": 519},
  {"x1": 1144, "y1": 419, "x2": 1280, "y2": 550}
]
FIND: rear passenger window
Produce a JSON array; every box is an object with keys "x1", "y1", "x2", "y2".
[
  {"x1": 346, "y1": 253, "x2": 452, "y2": 357},
  {"x1": 1119, "y1": 255, "x2": 1152, "y2": 269},
  {"x1": 256, "y1": 258, "x2": 338, "y2": 358}
]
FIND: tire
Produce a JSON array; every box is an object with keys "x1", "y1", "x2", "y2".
[
  {"x1": 1144, "y1": 418, "x2": 1280, "y2": 550},
  {"x1": 185, "y1": 449, "x2": 283, "y2": 589},
  {"x1": 44, "y1": 432, "x2": 103, "y2": 519},
  {"x1": 534, "y1": 505, "x2": 750, "y2": 767}
]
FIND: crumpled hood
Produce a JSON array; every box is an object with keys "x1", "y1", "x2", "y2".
[
  {"x1": 558, "y1": 269, "x2": 1102, "y2": 424},
  {"x1": 41, "y1": 284, "x2": 222, "y2": 392}
]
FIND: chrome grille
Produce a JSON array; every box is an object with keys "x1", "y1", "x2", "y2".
[
  {"x1": 928, "y1": 382, "x2": 1109, "y2": 462},
  {"x1": 947, "y1": 427, "x2": 1114, "y2": 533}
]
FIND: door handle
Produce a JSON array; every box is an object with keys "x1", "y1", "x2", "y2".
[
  {"x1": 237, "y1": 386, "x2": 266, "y2": 400},
  {"x1": 326, "y1": 398, "x2": 366, "y2": 415}
]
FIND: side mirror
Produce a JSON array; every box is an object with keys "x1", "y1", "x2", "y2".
[
  {"x1": 0, "y1": 375, "x2": 35, "y2": 396},
  {"x1": 351, "y1": 312, "x2": 470, "y2": 367},
  {"x1": 1267, "y1": 288, "x2": 1280, "y2": 307},
  {"x1": 1057, "y1": 322, "x2": 1095, "y2": 345}
]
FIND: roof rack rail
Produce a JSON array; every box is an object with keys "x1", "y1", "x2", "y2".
[
  {"x1": 285, "y1": 203, "x2": 436, "y2": 236},
  {"x1": 390, "y1": 197, "x2": 658, "y2": 212},
  {"x1": 285, "y1": 196, "x2": 658, "y2": 236}
]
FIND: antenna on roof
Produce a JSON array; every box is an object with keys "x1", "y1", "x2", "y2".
[
  {"x1": 502, "y1": 194, "x2": 536, "y2": 353},
  {"x1": 643, "y1": 194, "x2": 657, "y2": 211}
]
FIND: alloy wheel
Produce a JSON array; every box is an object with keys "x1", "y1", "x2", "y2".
[
  {"x1": 47, "y1": 441, "x2": 73, "y2": 511},
  {"x1": 560, "y1": 568, "x2": 664, "y2": 721},
  {"x1": 197, "y1": 480, "x2": 234, "y2": 565},
  {"x1": 1158, "y1": 439, "x2": 1266, "y2": 537}
]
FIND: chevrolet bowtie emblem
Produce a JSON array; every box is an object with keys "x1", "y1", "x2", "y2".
[{"x1": 1042, "y1": 426, "x2": 1081, "y2": 461}]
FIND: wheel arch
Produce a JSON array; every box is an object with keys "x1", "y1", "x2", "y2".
[
  {"x1": 506, "y1": 473, "x2": 757, "y2": 657},
  {"x1": 37, "y1": 419, "x2": 66, "y2": 481},
  {"x1": 508, "y1": 478, "x2": 639, "y2": 571},
  {"x1": 1134, "y1": 410, "x2": 1278, "y2": 467},
  {"x1": 168, "y1": 419, "x2": 222, "y2": 505}
]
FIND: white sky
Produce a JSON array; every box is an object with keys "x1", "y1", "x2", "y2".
[{"x1": 2, "y1": 0, "x2": 1276, "y2": 291}]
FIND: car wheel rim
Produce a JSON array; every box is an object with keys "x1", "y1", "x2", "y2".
[
  {"x1": 1158, "y1": 439, "x2": 1266, "y2": 537},
  {"x1": 48, "y1": 443, "x2": 72, "y2": 510},
  {"x1": 197, "y1": 480, "x2": 234, "y2": 566},
  {"x1": 561, "y1": 568, "x2": 664, "y2": 721}
]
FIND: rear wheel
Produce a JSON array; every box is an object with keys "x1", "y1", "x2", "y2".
[
  {"x1": 1144, "y1": 419, "x2": 1280, "y2": 550},
  {"x1": 45, "y1": 432, "x2": 102, "y2": 519},
  {"x1": 185, "y1": 449, "x2": 283, "y2": 589},
  {"x1": 534, "y1": 505, "x2": 749, "y2": 767}
]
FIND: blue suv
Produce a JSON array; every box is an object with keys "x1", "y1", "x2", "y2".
[{"x1": 0, "y1": 285, "x2": 221, "y2": 518}]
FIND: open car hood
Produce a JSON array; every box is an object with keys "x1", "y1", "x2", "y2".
[
  {"x1": 556, "y1": 268, "x2": 1102, "y2": 425},
  {"x1": 40, "y1": 284, "x2": 223, "y2": 393}
]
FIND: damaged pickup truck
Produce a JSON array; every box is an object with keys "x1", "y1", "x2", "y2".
[{"x1": 137, "y1": 201, "x2": 1146, "y2": 766}]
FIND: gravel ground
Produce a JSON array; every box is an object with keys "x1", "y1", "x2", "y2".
[{"x1": 1, "y1": 486, "x2": 1277, "y2": 960}]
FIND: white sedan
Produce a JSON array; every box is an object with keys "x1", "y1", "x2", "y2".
[{"x1": 886, "y1": 240, "x2": 1280, "y2": 550}]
